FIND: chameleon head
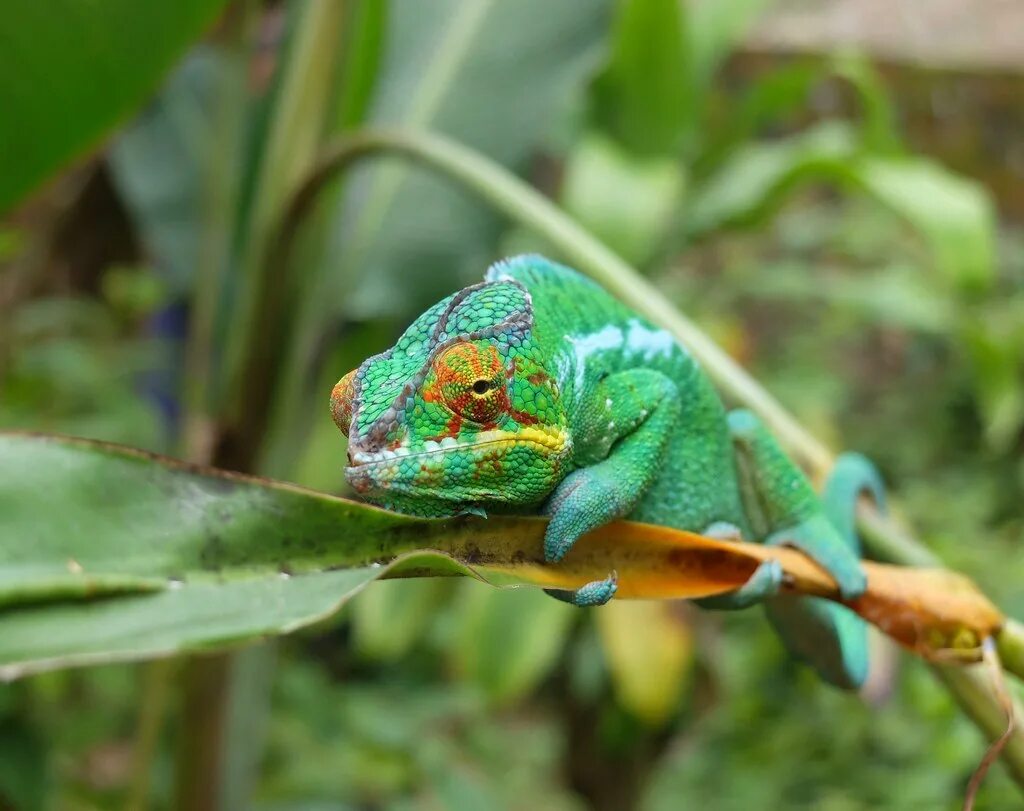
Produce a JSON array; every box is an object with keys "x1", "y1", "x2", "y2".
[{"x1": 330, "y1": 278, "x2": 571, "y2": 516}]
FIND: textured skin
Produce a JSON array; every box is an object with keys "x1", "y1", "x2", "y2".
[{"x1": 332, "y1": 255, "x2": 880, "y2": 688}]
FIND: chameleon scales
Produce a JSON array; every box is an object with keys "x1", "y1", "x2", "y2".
[{"x1": 331, "y1": 255, "x2": 885, "y2": 688}]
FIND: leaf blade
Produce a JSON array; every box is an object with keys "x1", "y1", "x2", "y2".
[{"x1": 0, "y1": 0, "x2": 229, "y2": 212}]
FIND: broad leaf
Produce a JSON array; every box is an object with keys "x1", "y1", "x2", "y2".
[
  {"x1": 108, "y1": 49, "x2": 225, "y2": 295},
  {"x1": 0, "y1": 0, "x2": 229, "y2": 212},
  {"x1": 699, "y1": 53, "x2": 900, "y2": 173},
  {"x1": 591, "y1": 0, "x2": 689, "y2": 156},
  {"x1": 352, "y1": 578, "x2": 450, "y2": 662},
  {"x1": 685, "y1": 123, "x2": 996, "y2": 290},
  {"x1": 0, "y1": 434, "x2": 1004, "y2": 679},
  {"x1": 453, "y1": 582, "x2": 576, "y2": 705},
  {"x1": 561, "y1": 133, "x2": 685, "y2": 265},
  {"x1": 318, "y1": 0, "x2": 614, "y2": 320},
  {"x1": 686, "y1": 0, "x2": 770, "y2": 106}
]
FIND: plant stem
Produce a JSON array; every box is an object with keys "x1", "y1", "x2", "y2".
[
  {"x1": 175, "y1": 654, "x2": 233, "y2": 811},
  {"x1": 175, "y1": 4, "x2": 353, "y2": 809},
  {"x1": 270, "y1": 126, "x2": 1024, "y2": 789},
  {"x1": 125, "y1": 659, "x2": 175, "y2": 811},
  {"x1": 1000, "y1": 620, "x2": 1024, "y2": 683}
]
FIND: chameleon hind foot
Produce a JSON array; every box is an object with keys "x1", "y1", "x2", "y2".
[
  {"x1": 765, "y1": 594, "x2": 869, "y2": 689},
  {"x1": 728, "y1": 409, "x2": 866, "y2": 600},
  {"x1": 544, "y1": 572, "x2": 618, "y2": 607}
]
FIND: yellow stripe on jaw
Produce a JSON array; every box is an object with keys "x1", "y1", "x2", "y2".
[
  {"x1": 350, "y1": 424, "x2": 572, "y2": 468},
  {"x1": 466, "y1": 425, "x2": 570, "y2": 456},
  {"x1": 512, "y1": 425, "x2": 571, "y2": 453}
]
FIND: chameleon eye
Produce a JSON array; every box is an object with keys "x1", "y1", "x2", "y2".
[{"x1": 432, "y1": 342, "x2": 506, "y2": 425}]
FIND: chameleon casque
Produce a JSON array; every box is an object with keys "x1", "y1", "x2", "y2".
[{"x1": 330, "y1": 255, "x2": 885, "y2": 689}]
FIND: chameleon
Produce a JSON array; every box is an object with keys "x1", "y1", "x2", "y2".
[{"x1": 330, "y1": 255, "x2": 885, "y2": 688}]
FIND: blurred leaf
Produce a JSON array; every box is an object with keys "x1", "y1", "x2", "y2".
[
  {"x1": 859, "y1": 158, "x2": 996, "y2": 291},
  {"x1": 685, "y1": 122, "x2": 859, "y2": 236},
  {"x1": 223, "y1": 0, "x2": 352, "y2": 418},
  {"x1": 453, "y1": 583, "x2": 575, "y2": 705},
  {"x1": 101, "y1": 265, "x2": 169, "y2": 319},
  {"x1": 561, "y1": 133, "x2": 685, "y2": 265},
  {"x1": 686, "y1": 123, "x2": 996, "y2": 290},
  {"x1": 592, "y1": 0, "x2": 688, "y2": 156},
  {"x1": 0, "y1": 228, "x2": 24, "y2": 262},
  {"x1": 596, "y1": 600, "x2": 693, "y2": 726},
  {"x1": 831, "y1": 51, "x2": 901, "y2": 153},
  {"x1": 740, "y1": 262, "x2": 957, "y2": 334},
  {"x1": 0, "y1": 299, "x2": 167, "y2": 447},
  {"x1": 426, "y1": 759, "x2": 506, "y2": 811},
  {"x1": 352, "y1": 578, "x2": 449, "y2": 662},
  {"x1": 686, "y1": 0, "x2": 769, "y2": 104},
  {"x1": 319, "y1": 0, "x2": 613, "y2": 320},
  {"x1": 961, "y1": 303, "x2": 1024, "y2": 449},
  {"x1": 108, "y1": 48, "x2": 225, "y2": 295},
  {"x1": 0, "y1": 434, "x2": 1005, "y2": 679},
  {"x1": 701, "y1": 52, "x2": 900, "y2": 172},
  {"x1": 333, "y1": 0, "x2": 388, "y2": 131},
  {"x1": 0, "y1": 0, "x2": 229, "y2": 212}
]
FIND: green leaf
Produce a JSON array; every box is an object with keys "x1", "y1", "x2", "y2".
[
  {"x1": 317, "y1": 0, "x2": 614, "y2": 320},
  {"x1": 0, "y1": 433, "x2": 791, "y2": 679},
  {"x1": 108, "y1": 49, "x2": 224, "y2": 294},
  {"x1": 856, "y1": 158, "x2": 996, "y2": 291},
  {"x1": 686, "y1": 0, "x2": 770, "y2": 102},
  {"x1": 352, "y1": 578, "x2": 450, "y2": 662},
  {"x1": 453, "y1": 582, "x2": 575, "y2": 705},
  {"x1": 0, "y1": 432, "x2": 456, "y2": 677},
  {"x1": 961, "y1": 302, "x2": 1024, "y2": 449},
  {"x1": 592, "y1": 0, "x2": 689, "y2": 156},
  {"x1": 699, "y1": 52, "x2": 900, "y2": 173},
  {"x1": 333, "y1": 0, "x2": 389, "y2": 131},
  {"x1": 8, "y1": 431, "x2": 995, "y2": 688},
  {"x1": 0, "y1": 0, "x2": 229, "y2": 213},
  {"x1": 684, "y1": 122, "x2": 859, "y2": 236},
  {"x1": 561, "y1": 133, "x2": 686, "y2": 265},
  {"x1": 685, "y1": 123, "x2": 997, "y2": 290}
]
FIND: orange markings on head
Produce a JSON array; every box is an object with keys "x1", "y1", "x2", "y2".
[{"x1": 330, "y1": 369, "x2": 357, "y2": 436}]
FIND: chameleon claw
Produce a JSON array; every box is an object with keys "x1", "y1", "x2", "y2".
[
  {"x1": 544, "y1": 571, "x2": 618, "y2": 607},
  {"x1": 458, "y1": 505, "x2": 488, "y2": 519},
  {"x1": 702, "y1": 521, "x2": 744, "y2": 541}
]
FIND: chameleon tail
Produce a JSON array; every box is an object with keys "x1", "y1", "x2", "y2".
[
  {"x1": 764, "y1": 596, "x2": 869, "y2": 689},
  {"x1": 764, "y1": 452, "x2": 886, "y2": 689},
  {"x1": 820, "y1": 452, "x2": 887, "y2": 548}
]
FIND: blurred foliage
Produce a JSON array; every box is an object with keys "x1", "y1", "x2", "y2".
[
  {"x1": 1, "y1": 0, "x2": 1023, "y2": 809},
  {"x1": 0, "y1": 265, "x2": 170, "y2": 448},
  {"x1": 0, "y1": 0, "x2": 230, "y2": 212}
]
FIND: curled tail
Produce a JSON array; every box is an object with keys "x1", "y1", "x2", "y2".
[
  {"x1": 765, "y1": 452, "x2": 886, "y2": 689},
  {"x1": 724, "y1": 410, "x2": 885, "y2": 689}
]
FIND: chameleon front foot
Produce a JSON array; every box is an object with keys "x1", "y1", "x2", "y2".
[{"x1": 544, "y1": 572, "x2": 618, "y2": 607}]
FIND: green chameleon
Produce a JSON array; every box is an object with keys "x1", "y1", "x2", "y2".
[{"x1": 330, "y1": 255, "x2": 885, "y2": 688}]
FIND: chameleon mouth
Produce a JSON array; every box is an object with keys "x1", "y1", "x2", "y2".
[{"x1": 345, "y1": 427, "x2": 571, "y2": 495}]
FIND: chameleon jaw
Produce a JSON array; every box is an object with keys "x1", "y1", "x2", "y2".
[{"x1": 344, "y1": 426, "x2": 572, "y2": 499}]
